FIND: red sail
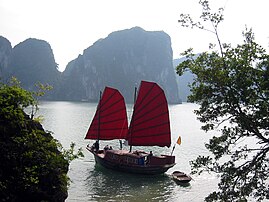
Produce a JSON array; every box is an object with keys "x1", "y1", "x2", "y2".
[
  {"x1": 127, "y1": 81, "x2": 171, "y2": 147},
  {"x1": 85, "y1": 87, "x2": 128, "y2": 140}
]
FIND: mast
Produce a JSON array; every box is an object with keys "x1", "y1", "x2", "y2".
[
  {"x1": 129, "y1": 85, "x2": 137, "y2": 152},
  {"x1": 97, "y1": 91, "x2": 102, "y2": 143}
]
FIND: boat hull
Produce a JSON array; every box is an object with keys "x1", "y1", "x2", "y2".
[
  {"x1": 88, "y1": 148, "x2": 175, "y2": 175},
  {"x1": 172, "y1": 171, "x2": 192, "y2": 184}
]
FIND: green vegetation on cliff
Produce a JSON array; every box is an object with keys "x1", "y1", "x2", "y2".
[{"x1": 0, "y1": 77, "x2": 83, "y2": 202}]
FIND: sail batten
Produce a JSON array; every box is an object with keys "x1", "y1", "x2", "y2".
[
  {"x1": 131, "y1": 132, "x2": 171, "y2": 139},
  {"x1": 130, "y1": 106, "x2": 168, "y2": 124},
  {"x1": 100, "y1": 98, "x2": 123, "y2": 113},
  {"x1": 127, "y1": 81, "x2": 171, "y2": 147},
  {"x1": 98, "y1": 107, "x2": 126, "y2": 119},
  {"x1": 131, "y1": 121, "x2": 170, "y2": 131},
  {"x1": 132, "y1": 93, "x2": 163, "y2": 116},
  {"x1": 85, "y1": 87, "x2": 128, "y2": 140}
]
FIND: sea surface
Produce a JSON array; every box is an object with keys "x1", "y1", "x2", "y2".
[{"x1": 37, "y1": 101, "x2": 219, "y2": 202}]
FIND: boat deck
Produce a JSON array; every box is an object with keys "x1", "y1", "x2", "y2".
[{"x1": 107, "y1": 149, "x2": 149, "y2": 158}]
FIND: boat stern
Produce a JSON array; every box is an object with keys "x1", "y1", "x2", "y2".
[
  {"x1": 162, "y1": 155, "x2": 175, "y2": 165},
  {"x1": 148, "y1": 155, "x2": 175, "y2": 166}
]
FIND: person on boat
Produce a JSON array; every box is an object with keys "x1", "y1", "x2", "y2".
[
  {"x1": 104, "y1": 145, "x2": 109, "y2": 151},
  {"x1": 91, "y1": 140, "x2": 99, "y2": 152},
  {"x1": 109, "y1": 146, "x2": 113, "y2": 150},
  {"x1": 145, "y1": 151, "x2": 153, "y2": 164}
]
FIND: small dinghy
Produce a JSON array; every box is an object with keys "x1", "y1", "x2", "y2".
[{"x1": 172, "y1": 171, "x2": 192, "y2": 184}]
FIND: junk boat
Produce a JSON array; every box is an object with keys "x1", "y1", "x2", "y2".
[{"x1": 85, "y1": 80, "x2": 176, "y2": 175}]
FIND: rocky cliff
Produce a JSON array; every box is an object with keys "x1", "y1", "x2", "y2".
[
  {"x1": 1, "y1": 27, "x2": 181, "y2": 103},
  {"x1": 173, "y1": 58, "x2": 194, "y2": 102},
  {"x1": 0, "y1": 36, "x2": 12, "y2": 78},
  {"x1": 6, "y1": 38, "x2": 61, "y2": 98},
  {"x1": 61, "y1": 27, "x2": 180, "y2": 103}
]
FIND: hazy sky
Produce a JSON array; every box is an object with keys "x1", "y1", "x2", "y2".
[{"x1": 1, "y1": 0, "x2": 269, "y2": 71}]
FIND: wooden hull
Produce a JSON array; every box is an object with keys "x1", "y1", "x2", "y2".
[
  {"x1": 87, "y1": 147, "x2": 175, "y2": 175},
  {"x1": 172, "y1": 171, "x2": 192, "y2": 184}
]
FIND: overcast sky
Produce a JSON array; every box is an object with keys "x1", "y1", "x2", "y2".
[{"x1": 1, "y1": 0, "x2": 269, "y2": 71}]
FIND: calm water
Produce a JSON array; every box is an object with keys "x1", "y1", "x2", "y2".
[{"x1": 37, "y1": 101, "x2": 218, "y2": 202}]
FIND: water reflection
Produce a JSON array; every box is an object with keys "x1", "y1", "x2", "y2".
[{"x1": 85, "y1": 165, "x2": 174, "y2": 201}]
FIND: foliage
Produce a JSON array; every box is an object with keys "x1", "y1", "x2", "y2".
[
  {"x1": 0, "y1": 78, "x2": 83, "y2": 201},
  {"x1": 177, "y1": 1, "x2": 269, "y2": 201}
]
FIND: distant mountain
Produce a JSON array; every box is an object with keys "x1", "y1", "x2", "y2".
[
  {"x1": 0, "y1": 36, "x2": 12, "y2": 79},
  {"x1": 173, "y1": 58, "x2": 194, "y2": 102},
  {"x1": 0, "y1": 27, "x2": 181, "y2": 103},
  {"x1": 60, "y1": 27, "x2": 180, "y2": 103},
  {"x1": 4, "y1": 38, "x2": 61, "y2": 99}
]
